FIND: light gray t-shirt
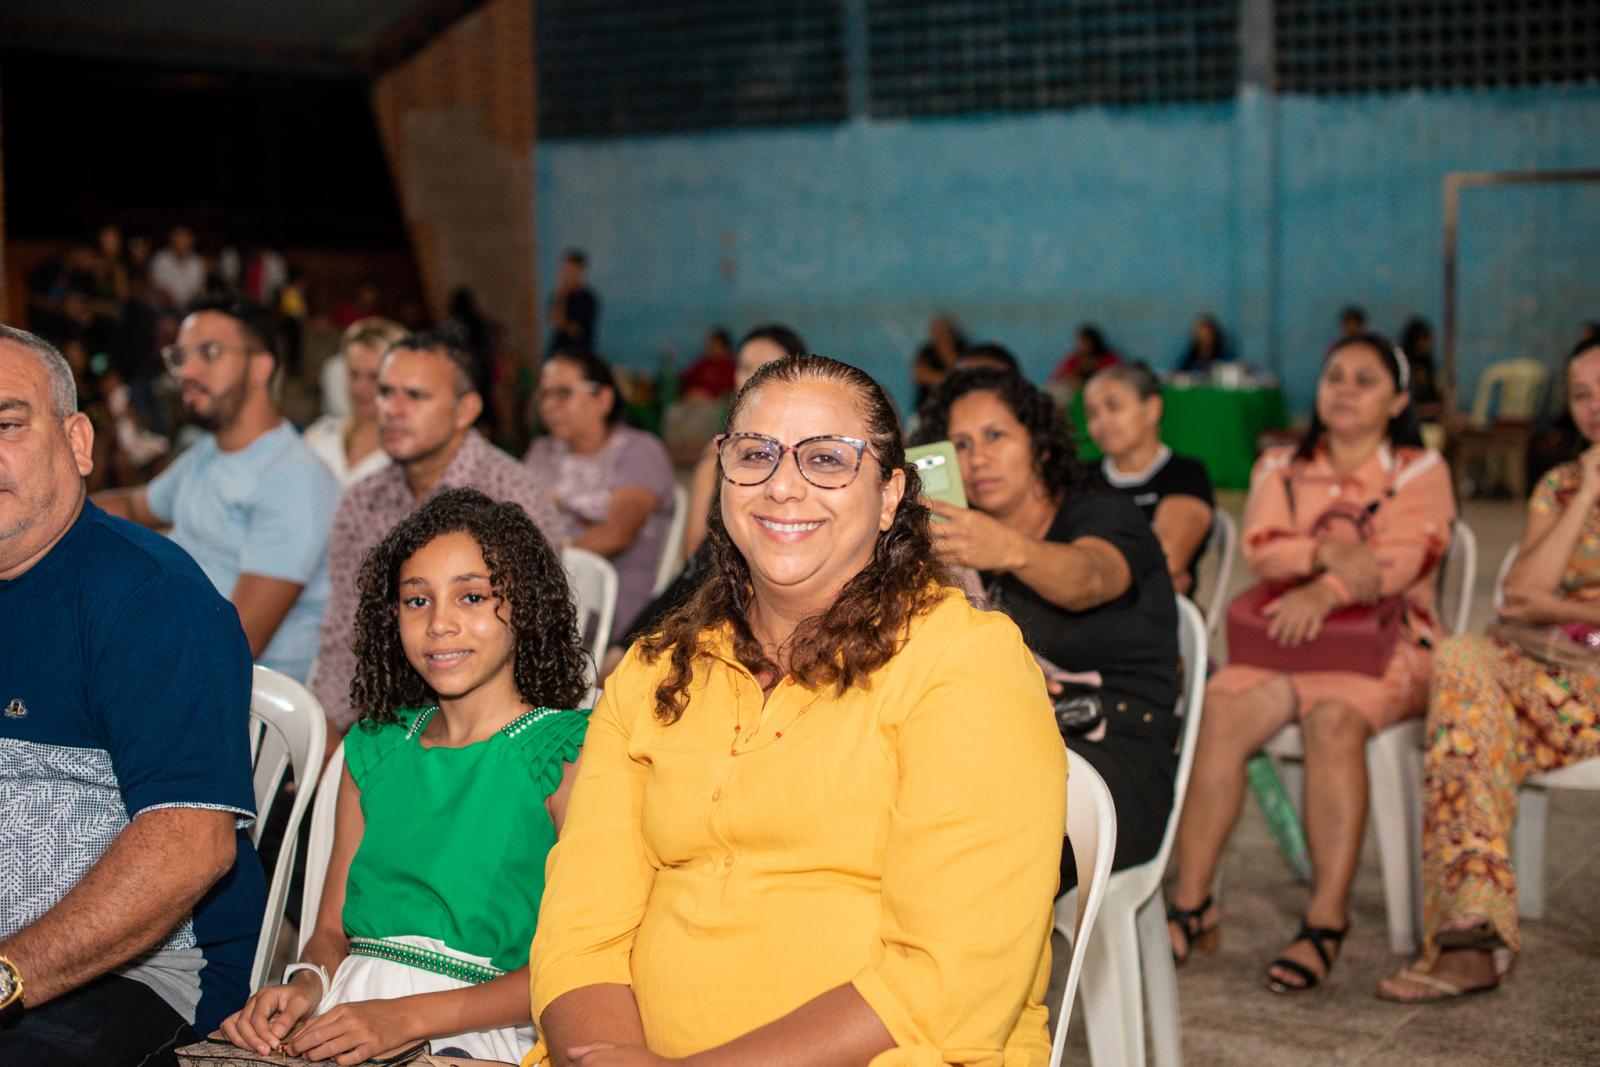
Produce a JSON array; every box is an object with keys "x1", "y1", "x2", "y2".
[{"x1": 147, "y1": 420, "x2": 340, "y2": 681}]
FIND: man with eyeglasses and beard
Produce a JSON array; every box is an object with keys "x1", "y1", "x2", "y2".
[{"x1": 94, "y1": 298, "x2": 340, "y2": 683}]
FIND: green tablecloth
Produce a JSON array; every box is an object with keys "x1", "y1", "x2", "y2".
[{"x1": 1071, "y1": 384, "x2": 1290, "y2": 490}]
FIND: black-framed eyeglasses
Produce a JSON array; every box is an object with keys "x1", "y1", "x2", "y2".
[
  {"x1": 160, "y1": 341, "x2": 252, "y2": 375},
  {"x1": 715, "y1": 432, "x2": 876, "y2": 490}
]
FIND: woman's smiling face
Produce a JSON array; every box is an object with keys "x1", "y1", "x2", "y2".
[{"x1": 719, "y1": 378, "x2": 904, "y2": 607}]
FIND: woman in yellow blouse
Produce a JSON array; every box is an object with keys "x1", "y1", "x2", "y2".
[{"x1": 528, "y1": 355, "x2": 1067, "y2": 1066}]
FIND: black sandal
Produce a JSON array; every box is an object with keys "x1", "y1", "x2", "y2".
[
  {"x1": 1166, "y1": 895, "x2": 1220, "y2": 965},
  {"x1": 1266, "y1": 919, "x2": 1347, "y2": 994}
]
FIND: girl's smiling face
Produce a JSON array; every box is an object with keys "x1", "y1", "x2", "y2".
[{"x1": 396, "y1": 531, "x2": 516, "y2": 702}]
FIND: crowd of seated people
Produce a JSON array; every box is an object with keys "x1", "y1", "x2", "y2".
[{"x1": 7, "y1": 279, "x2": 1600, "y2": 1067}]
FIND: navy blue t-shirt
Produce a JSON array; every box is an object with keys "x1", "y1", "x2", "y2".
[{"x1": 0, "y1": 501, "x2": 264, "y2": 1034}]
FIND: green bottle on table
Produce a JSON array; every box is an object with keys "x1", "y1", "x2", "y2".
[{"x1": 1248, "y1": 752, "x2": 1312, "y2": 883}]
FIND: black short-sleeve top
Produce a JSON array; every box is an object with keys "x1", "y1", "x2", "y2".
[
  {"x1": 1102, "y1": 448, "x2": 1215, "y2": 590},
  {"x1": 983, "y1": 490, "x2": 1179, "y2": 734}
]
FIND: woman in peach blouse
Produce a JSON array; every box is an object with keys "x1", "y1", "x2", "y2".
[
  {"x1": 528, "y1": 355, "x2": 1066, "y2": 1066},
  {"x1": 1166, "y1": 334, "x2": 1455, "y2": 993}
]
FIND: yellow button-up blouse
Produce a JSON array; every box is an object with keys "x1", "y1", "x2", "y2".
[{"x1": 527, "y1": 587, "x2": 1067, "y2": 1065}]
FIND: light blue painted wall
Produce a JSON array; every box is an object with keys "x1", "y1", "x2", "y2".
[{"x1": 537, "y1": 84, "x2": 1600, "y2": 415}]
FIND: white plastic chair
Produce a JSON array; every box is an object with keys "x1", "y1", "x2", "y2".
[
  {"x1": 1513, "y1": 758, "x2": 1600, "y2": 918},
  {"x1": 1203, "y1": 511, "x2": 1238, "y2": 641},
  {"x1": 1056, "y1": 596, "x2": 1206, "y2": 1067},
  {"x1": 248, "y1": 666, "x2": 328, "y2": 990},
  {"x1": 1491, "y1": 541, "x2": 1518, "y2": 615},
  {"x1": 1048, "y1": 750, "x2": 1118, "y2": 1067},
  {"x1": 1468, "y1": 358, "x2": 1549, "y2": 426},
  {"x1": 298, "y1": 741, "x2": 346, "y2": 951},
  {"x1": 1261, "y1": 517, "x2": 1477, "y2": 955},
  {"x1": 653, "y1": 483, "x2": 691, "y2": 596},
  {"x1": 562, "y1": 546, "x2": 619, "y2": 687}
]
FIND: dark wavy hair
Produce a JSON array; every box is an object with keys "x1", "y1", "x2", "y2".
[
  {"x1": 738, "y1": 323, "x2": 806, "y2": 357},
  {"x1": 637, "y1": 354, "x2": 951, "y2": 723},
  {"x1": 1295, "y1": 331, "x2": 1424, "y2": 461},
  {"x1": 349, "y1": 487, "x2": 590, "y2": 727},
  {"x1": 912, "y1": 365, "x2": 1101, "y2": 500}
]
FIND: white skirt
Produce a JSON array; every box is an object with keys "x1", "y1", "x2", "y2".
[{"x1": 320, "y1": 934, "x2": 533, "y2": 1064}]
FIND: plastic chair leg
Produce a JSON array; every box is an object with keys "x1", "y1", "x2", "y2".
[
  {"x1": 1081, "y1": 901, "x2": 1144, "y2": 1067},
  {"x1": 1513, "y1": 786, "x2": 1548, "y2": 920},
  {"x1": 1138, "y1": 891, "x2": 1183, "y2": 1067},
  {"x1": 1278, "y1": 758, "x2": 1306, "y2": 821},
  {"x1": 1367, "y1": 730, "x2": 1420, "y2": 955}
]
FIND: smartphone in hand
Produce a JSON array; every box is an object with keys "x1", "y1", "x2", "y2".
[{"x1": 906, "y1": 441, "x2": 968, "y2": 519}]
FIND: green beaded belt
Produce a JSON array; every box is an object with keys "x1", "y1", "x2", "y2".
[{"x1": 346, "y1": 937, "x2": 504, "y2": 985}]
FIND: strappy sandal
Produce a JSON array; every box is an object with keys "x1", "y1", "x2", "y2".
[
  {"x1": 1265, "y1": 919, "x2": 1347, "y2": 994},
  {"x1": 1375, "y1": 923, "x2": 1513, "y2": 1003},
  {"x1": 1166, "y1": 895, "x2": 1220, "y2": 965},
  {"x1": 1375, "y1": 964, "x2": 1500, "y2": 1003}
]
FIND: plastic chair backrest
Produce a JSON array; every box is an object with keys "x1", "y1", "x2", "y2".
[
  {"x1": 653, "y1": 484, "x2": 691, "y2": 596},
  {"x1": 247, "y1": 666, "x2": 328, "y2": 990},
  {"x1": 1150, "y1": 597, "x2": 1209, "y2": 878},
  {"x1": 1048, "y1": 749, "x2": 1118, "y2": 1067},
  {"x1": 1440, "y1": 518, "x2": 1479, "y2": 636},
  {"x1": 1203, "y1": 510, "x2": 1238, "y2": 641},
  {"x1": 1470, "y1": 358, "x2": 1548, "y2": 425},
  {"x1": 1493, "y1": 541, "x2": 1519, "y2": 615},
  {"x1": 562, "y1": 547, "x2": 619, "y2": 687},
  {"x1": 298, "y1": 741, "x2": 346, "y2": 952}
]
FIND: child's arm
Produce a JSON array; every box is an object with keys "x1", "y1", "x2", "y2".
[
  {"x1": 220, "y1": 765, "x2": 363, "y2": 1054},
  {"x1": 283, "y1": 965, "x2": 535, "y2": 1063}
]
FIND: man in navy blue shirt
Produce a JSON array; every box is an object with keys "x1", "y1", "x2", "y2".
[{"x1": 0, "y1": 324, "x2": 264, "y2": 1065}]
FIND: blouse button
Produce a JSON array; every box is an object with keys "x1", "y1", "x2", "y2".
[
  {"x1": 723, "y1": 855, "x2": 735, "y2": 868},
  {"x1": 1116, "y1": 702, "x2": 1127, "y2": 712},
  {"x1": 1143, "y1": 712, "x2": 1153, "y2": 723},
  {"x1": 711, "y1": 788, "x2": 722, "y2": 802}
]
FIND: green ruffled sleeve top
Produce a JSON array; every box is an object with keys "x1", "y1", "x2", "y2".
[{"x1": 341, "y1": 705, "x2": 591, "y2": 974}]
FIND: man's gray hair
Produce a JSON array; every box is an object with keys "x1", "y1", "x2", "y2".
[{"x1": 0, "y1": 324, "x2": 78, "y2": 419}]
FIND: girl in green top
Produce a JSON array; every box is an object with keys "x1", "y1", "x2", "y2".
[{"x1": 221, "y1": 488, "x2": 593, "y2": 1064}]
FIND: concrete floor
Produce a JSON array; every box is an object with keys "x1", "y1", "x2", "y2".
[{"x1": 1047, "y1": 493, "x2": 1600, "y2": 1066}]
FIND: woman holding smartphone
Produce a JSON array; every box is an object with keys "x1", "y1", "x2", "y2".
[{"x1": 914, "y1": 366, "x2": 1180, "y2": 884}]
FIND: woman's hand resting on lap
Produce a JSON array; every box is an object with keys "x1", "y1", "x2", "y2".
[
  {"x1": 1263, "y1": 582, "x2": 1340, "y2": 648},
  {"x1": 1498, "y1": 587, "x2": 1573, "y2": 627}
]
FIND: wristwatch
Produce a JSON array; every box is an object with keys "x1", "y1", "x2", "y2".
[{"x1": 0, "y1": 955, "x2": 24, "y2": 1030}]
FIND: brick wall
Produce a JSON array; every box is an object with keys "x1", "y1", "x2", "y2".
[{"x1": 371, "y1": 0, "x2": 538, "y2": 362}]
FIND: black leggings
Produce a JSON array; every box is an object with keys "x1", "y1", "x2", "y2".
[{"x1": 1059, "y1": 727, "x2": 1176, "y2": 892}]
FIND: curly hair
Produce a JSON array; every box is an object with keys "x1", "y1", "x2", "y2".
[
  {"x1": 912, "y1": 365, "x2": 1101, "y2": 499},
  {"x1": 349, "y1": 487, "x2": 590, "y2": 727},
  {"x1": 637, "y1": 354, "x2": 952, "y2": 724}
]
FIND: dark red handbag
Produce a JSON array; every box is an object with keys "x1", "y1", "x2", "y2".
[{"x1": 1226, "y1": 582, "x2": 1403, "y2": 677}]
